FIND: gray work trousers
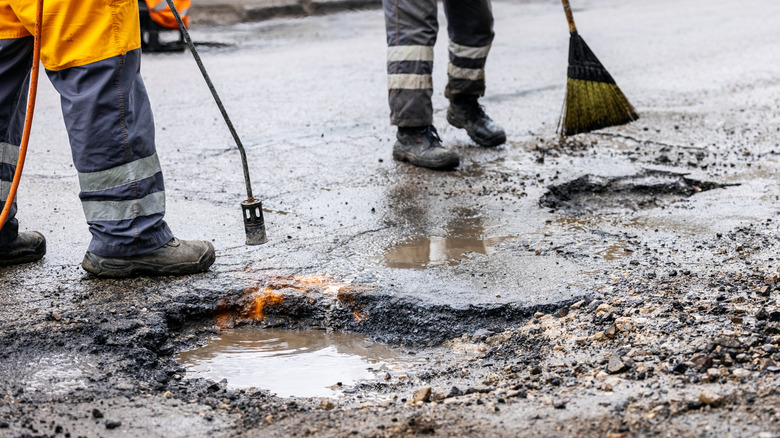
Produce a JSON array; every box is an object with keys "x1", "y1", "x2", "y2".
[
  {"x1": 0, "y1": 38, "x2": 173, "y2": 257},
  {"x1": 383, "y1": 0, "x2": 495, "y2": 127}
]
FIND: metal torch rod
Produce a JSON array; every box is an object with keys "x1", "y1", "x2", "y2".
[{"x1": 164, "y1": 0, "x2": 255, "y2": 201}]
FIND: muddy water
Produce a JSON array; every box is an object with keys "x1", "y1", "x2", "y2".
[
  {"x1": 595, "y1": 240, "x2": 632, "y2": 261},
  {"x1": 177, "y1": 328, "x2": 414, "y2": 398},
  {"x1": 383, "y1": 216, "x2": 516, "y2": 269}
]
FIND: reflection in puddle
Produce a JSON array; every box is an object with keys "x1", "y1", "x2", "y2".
[
  {"x1": 385, "y1": 235, "x2": 515, "y2": 269},
  {"x1": 177, "y1": 329, "x2": 413, "y2": 398},
  {"x1": 384, "y1": 216, "x2": 515, "y2": 269}
]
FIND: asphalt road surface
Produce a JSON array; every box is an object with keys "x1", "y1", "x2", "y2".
[{"x1": 2, "y1": 0, "x2": 780, "y2": 436}]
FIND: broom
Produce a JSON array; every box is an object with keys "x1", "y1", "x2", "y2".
[{"x1": 558, "y1": 0, "x2": 638, "y2": 136}]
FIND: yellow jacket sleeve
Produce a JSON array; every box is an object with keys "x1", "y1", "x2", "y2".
[{"x1": 1, "y1": 0, "x2": 141, "y2": 71}]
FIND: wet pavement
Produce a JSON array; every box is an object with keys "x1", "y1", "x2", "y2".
[
  {"x1": 177, "y1": 328, "x2": 416, "y2": 398},
  {"x1": 2, "y1": 0, "x2": 780, "y2": 436}
]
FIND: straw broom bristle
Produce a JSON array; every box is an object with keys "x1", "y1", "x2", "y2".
[
  {"x1": 559, "y1": 32, "x2": 638, "y2": 136},
  {"x1": 560, "y1": 78, "x2": 638, "y2": 136}
]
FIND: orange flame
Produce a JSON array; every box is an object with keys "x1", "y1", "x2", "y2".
[{"x1": 248, "y1": 286, "x2": 284, "y2": 319}]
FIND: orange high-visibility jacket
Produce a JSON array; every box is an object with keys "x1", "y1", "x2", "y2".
[
  {"x1": 144, "y1": 0, "x2": 189, "y2": 30},
  {"x1": 0, "y1": 0, "x2": 140, "y2": 71}
]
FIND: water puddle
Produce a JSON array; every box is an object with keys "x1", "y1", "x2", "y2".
[
  {"x1": 384, "y1": 235, "x2": 515, "y2": 269},
  {"x1": 177, "y1": 328, "x2": 415, "y2": 398},
  {"x1": 384, "y1": 217, "x2": 515, "y2": 269},
  {"x1": 595, "y1": 240, "x2": 632, "y2": 261}
]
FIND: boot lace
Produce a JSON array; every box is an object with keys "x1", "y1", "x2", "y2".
[
  {"x1": 422, "y1": 125, "x2": 443, "y2": 144},
  {"x1": 465, "y1": 100, "x2": 487, "y2": 121}
]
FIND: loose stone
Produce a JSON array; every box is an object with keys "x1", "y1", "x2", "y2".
[
  {"x1": 413, "y1": 387, "x2": 432, "y2": 403},
  {"x1": 608, "y1": 356, "x2": 627, "y2": 374},
  {"x1": 699, "y1": 391, "x2": 724, "y2": 407}
]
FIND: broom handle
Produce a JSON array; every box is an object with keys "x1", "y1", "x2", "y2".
[{"x1": 561, "y1": 0, "x2": 577, "y2": 34}]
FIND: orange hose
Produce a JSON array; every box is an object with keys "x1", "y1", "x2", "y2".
[{"x1": 0, "y1": 0, "x2": 43, "y2": 230}]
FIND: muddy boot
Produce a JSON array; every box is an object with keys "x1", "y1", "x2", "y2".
[
  {"x1": 81, "y1": 238, "x2": 215, "y2": 278},
  {"x1": 447, "y1": 96, "x2": 506, "y2": 147},
  {"x1": 0, "y1": 231, "x2": 46, "y2": 266},
  {"x1": 392, "y1": 125, "x2": 460, "y2": 170}
]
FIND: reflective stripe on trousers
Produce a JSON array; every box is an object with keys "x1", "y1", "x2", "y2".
[
  {"x1": 0, "y1": 38, "x2": 173, "y2": 256},
  {"x1": 383, "y1": 0, "x2": 495, "y2": 127}
]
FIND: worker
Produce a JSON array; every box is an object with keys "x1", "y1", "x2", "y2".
[
  {"x1": 139, "y1": 0, "x2": 188, "y2": 53},
  {"x1": 0, "y1": 0, "x2": 215, "y2": 277},
  {"x1": 383, "y1": 0, "x2": 506, "y2": 171}
]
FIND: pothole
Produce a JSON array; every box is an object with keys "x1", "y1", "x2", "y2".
[
  {"x1": 204, "y1": 274, "x2": 578, "y2": 345},
  {"x1": 539, "y1": 169, "x2": 730, "y2": 215},
  {"x1": 177, "y1": 328, "x2": 419, "y2": 398}
]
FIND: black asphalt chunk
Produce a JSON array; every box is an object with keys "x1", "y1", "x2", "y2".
[{"x1": 539, "y1": 169, "x2": 730, "y2": 215}]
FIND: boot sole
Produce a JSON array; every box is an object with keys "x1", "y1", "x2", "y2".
[
  {"x1": 392, "y1": 150, "x2": 460, "y2": 170},
  {"x1": 447, "y1": 114, "x2": 507, "y2": 148},
  {"x1": 0, "y1": 251, "x2": 45, "y2": 267},
  {"x1": 0, "y1": 237, "x2": 46, "y2": 267},
  {"x1": 82, "y1": 246, "x2": 216, "y2": 278}
]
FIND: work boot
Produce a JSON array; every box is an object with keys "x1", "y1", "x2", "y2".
[
  {"x1": 0, "y1": 231, "x2": 46, "y2": 266},
  {"x1": 392, "y1": 125, "x2": 460, "y2": 170},
  {"x1": 447, "y1": 96, "x2": 506, "y2": 147},
  {"x1": 81, "y1": 238, "x2": 215, "y2": 278}
]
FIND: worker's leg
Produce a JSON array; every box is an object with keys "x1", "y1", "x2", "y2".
[
  {"x1": 0, "y1": 37, "x2": 31, "y2": 247},
  {"x1": 383, "y1": 0, "x2": 438, "y2": 127},
  {"x1": 383, "y1": 0, "x2": 459, "y2": 170},
  {"x1": 49, "y1": 51, "x2": 215, "y2": 277},
  {"x1": 0, "y1": 36, "x2": 46, "y2": 266},
  {"x1": 0, "y1": 36, "x2": 47, "y2": 265},
  {"x1": 442, "y1": 0, "x2": 494, "y2": 99},
  {"x1": 2, "y1": 0, "x2": 170, "y2": 257},
  {"x1": 61, "y1": 53, "x2": 214, "y2": 277},
  {"x1": 4, "y1": 0, "x2": 212, "y2": 275},
  {"x1": 442, "y1": 0, "x2": 505, "y2": 147},
  {"x1": 0, "y1": 0, "x2": 49, "y2": 264},
  {"x1": 46, "y1": 49, "x2": 175, "y2": 257}
]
